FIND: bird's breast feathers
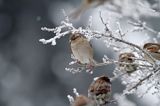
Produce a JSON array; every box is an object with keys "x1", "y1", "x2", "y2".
[
  {"x1": 71, "y1": 38, "x2": 93, "y2": 64},
  {"x1": 150, "y1": 52, "x2": 160, "y2": 60}
]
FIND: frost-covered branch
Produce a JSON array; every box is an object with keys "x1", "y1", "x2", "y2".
[
  {"x1": 39, "y1": 0, "x2": 160, "y2": 105},
  {"x1": 127, "y1": 65, "x2": 160, "y2": 92},
  {"x1": 40, "y1": 9, "x2": 160, "y2": 96},
  {"x1": 128, "y1": 19, "x2": 160, "y2": 36}
]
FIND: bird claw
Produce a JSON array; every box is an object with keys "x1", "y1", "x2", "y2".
[
  {"x1": 86, "y1": 64, "x2": 95, "y2": 74},
  {"x1": 75, "y1": 60, "x2": 81, "y2": 65}
]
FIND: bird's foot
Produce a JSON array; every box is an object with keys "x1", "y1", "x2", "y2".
[
  {"x1": 75, "y1": 60, "x2": 81, "y2": 65},
  {"x1": 86, "y1": 64, "x2": 95, "y2": 74}
]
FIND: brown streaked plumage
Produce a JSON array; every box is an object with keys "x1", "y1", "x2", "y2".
[
  {"x1": 88, "y1": 75, "x2": 111, "y2": 105},
  {"x1": 70, "y1": 33, "x2": 96, "y2": 67},
  {"x1": 72, "y1": 95, "x2": 96, "y2": 106},
  {"x1": 118, "y1": 53, "x2": 137, "y2": 74},
  {"x1": 143, "y1": 43, "x2": 160, "y2": 63}
]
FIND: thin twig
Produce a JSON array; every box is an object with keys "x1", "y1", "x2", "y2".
[
  {"x1": 95, "y1": 61, "x2": 152, "y2": 68},
  {"x1": 127, "y1": 66, "x2": 160, "y2": 92},
  {"x1": 128, "y1": 20, "x2": 160, "y2": 35},
  {"x1": 98, "y1": 12, "x2": 157, "y2": 65}
]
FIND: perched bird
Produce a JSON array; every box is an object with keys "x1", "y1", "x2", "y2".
[
  {"x1": 70, "y1": 0, "x2": 110, "y2": 19},
  {"x1": 70, "y1": 33, "x2": 96, "y2": 68},
  {"x1": 88, "y1": 75, "x2": 112, "y2": 106},
  {"x1": 143, "y1": 43, "x2": 160, "y2": 63},
  {"x1": 72, "y1": 95, "x2": 96, "y2": 106},
  {"x1": 118, "y1": 53, "x2": 137, "y2": 74}
]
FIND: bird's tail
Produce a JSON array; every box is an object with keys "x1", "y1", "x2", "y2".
[{"x1": 90, "y1": 58, "x2": 98, "y2": 66}]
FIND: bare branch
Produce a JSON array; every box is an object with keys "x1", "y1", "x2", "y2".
[
  {"x1": 128, "y1": 20, "x2": 160, "y2": 36},
  {"x1": 98, "y1": 14, "x2": 157, "y2": 65},
  {"x1": 127, "y1": 66, "x2": 160, "y2": 92}
]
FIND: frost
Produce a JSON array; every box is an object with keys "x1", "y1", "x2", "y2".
[
  {"x1": 42, "y1": 11, "x2": 160, "y2": 96},
  {"x1": 67, "y1": 95, "x2": 74, "y2": 104},
  {"x1": 39, "y1": 0, "x2": 160, "y2": 105},
  {"x1": 73, "y1": 88, "x2": 79, "y2": 97},
  {"x1": 50, "y1": 12, "x2": 160, "y2": 97},
  {"x1": 69, "y1": 61, "x2": 77, "y2": 65},
  {"x1": 114, "y1": 94, "x2": 136, "y2": 106}
]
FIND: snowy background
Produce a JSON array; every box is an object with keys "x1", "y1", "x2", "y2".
[{"x1": 0, "y1": 0, "x2": 160, "y2": 106}]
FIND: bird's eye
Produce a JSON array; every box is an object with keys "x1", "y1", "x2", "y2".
[
  {"x1": 71, "y1": 35, "x2": 79, "y2": 40},
  {"x1": 127, "y1": 58, "x2": 133, "y2": 61}
]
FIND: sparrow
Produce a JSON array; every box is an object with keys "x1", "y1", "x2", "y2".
[
  {"x1": 70, "y1": 33, "x2": 96, "y2": 69},
  {"x1": 70, "y1": 0, "x2": 110, "y2": 19},
  {"x1": 72, "y1": 95, "x2": 96, "y2": 106},
  {"x1": 118, "y1": 53, "x2": 137, "y2": 74},
  {"x1": 143, "y1": 43, "x2": 160, "y2": 63},
  {"x1": 88, "y1": 75, "x2": 112, "y2": 106}
]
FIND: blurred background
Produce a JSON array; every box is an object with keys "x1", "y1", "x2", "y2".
[{"x1": 0, "y1": 0, "x2": 160, "y2": 106}]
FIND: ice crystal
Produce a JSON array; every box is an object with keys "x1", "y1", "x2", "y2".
[{"x1": 39, "y1": 0, "x2": 160, "y2": 104}]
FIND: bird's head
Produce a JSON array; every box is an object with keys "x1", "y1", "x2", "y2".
[
  {"x1": 119, "y1": 53, "x2": 135, "y2": 63},
  {"x1": 70, "y1": 33, "x2": 83, "y2": 42},
  {"x1": 143, "y1": 43, "x2": 160, "y2": 53}
]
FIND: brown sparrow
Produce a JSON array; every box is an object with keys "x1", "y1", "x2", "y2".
[
  {"x1": 118, "y1": 53, "x2": 137, "y2": 74},
  {"x1": 72, "y1": 95, "x2": 96, "y2": 106},
  {"x1": 70, "y1": 0, "x2": 110, "y2": 19},
  {"x1": 143, "y1": 43, "x2": 160, "y2": 63},
  {"x1": 70, "y1": 33, "x2": 96, "y2": 68},
  {"x1": 88, "y1": 75, "x2": 112, "y2": 105}
]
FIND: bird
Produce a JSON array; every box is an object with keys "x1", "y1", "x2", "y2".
[
  {"x1": 70, "y1": 0, "x2": 110, "y2": 19},
  {"x1": 118, "y1": 53, "x2": 137, "y2": 74},
  {"x1": 72, "y1": 95, "x2": 96, "y2": 106},
  {"x1": 88, "y1": 75, "x2": 112, "y2": 106},
  {"x1": 70, "y1": 33, "x2": 96, "y2": 69},
  {"x1": 143, "y1": 43, "x2": 160, "y2": 63}
]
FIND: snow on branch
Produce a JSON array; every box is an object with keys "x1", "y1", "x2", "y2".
[
  {"x1": 39, "y1": 10, "x2": 160, "y2": 96},
  {"x1": 39, "y1": 0, "x2": 160, "y2": 105},
  {"x1": 128, "y1": 19, "x2": 160, "y2": 37},
  {"x1": 114, "y1": 93, "x2": 136, "y2": 106}
]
